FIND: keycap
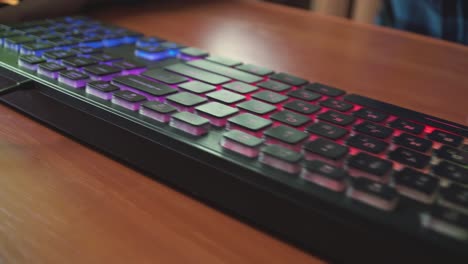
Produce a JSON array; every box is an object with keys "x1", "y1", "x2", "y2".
[
  {"x1": 178, "y1": 81, "x2": 216, "y2": 94},
  {"x1": 435, "y1": 145, "x2": 468, "y2": 166},
  {"x1": 62, "y1": 57, "x2": 98, "y2": 69},
  {"x1": 388, "y1": 147, "x2": 430, "y2": 169},
  {"x1": 58, "y1": 70, "x2": 90, "y2": 88},
  {"x1": 227, "y1": 113, "x2": 272, "y2": 136},
  {"x1": 142, "y1": 68, "x2": 189, "y2": 84},
  {"x1": 347, "y1": 134, "x2": 389, "y2": 154},
  {"x1": 394, "y1": 167, "x2": 439, "y2": 204},
  {"x1": 320, "y1": 98, "x2": 353, "y2": 112},
  {"x1": 20, "y1": 42, "x2": 55, "y2": 56},
  {"x1": 222, "y1": 81, "x2": 258, "y2": 94},
  {"x1": 283, "y1": 100, "x2": 321, "y2": 114},
  {"x1": 388, "y1": 119, "x2": 424, "y2": 135},
  {"x1": 303, "y1": 138, "x2": 349, "y2": 164},
  {"x1": 170, "y1": 112, "x2": 210, "y2": 136},
  {"x1": 259, "y1": 144, "x2": 302, "y2": 174},
  {"x1": 263, "y1": 125, "x2": 308, "y2": 149},
  {"x1": 43, "y1": 50, "x2": 76, "y2": 60},
  {"x1": 354, "y1": 121, "x2": 394, "y2": 139},
  {"x1": 37, "y1": 62, "x2": 66, "y2": 79},
  {"x1": 306, "y1": 122, "x2": 348, "y2": 140},
  {"x1": 112, "y1": 60, "x2": 146, "y2": 72},
  {"x1": 270, "y1": 110, "x2": 310, "y2": 127},
  {"x1": 89, "y1": 53, "x2": 121, "y2": 62},
  {"x1": 236, "y1": 100, "x2": 276, "y2": 115},
  {"x1": 85, "y1": 81, "x2": 120, "y2": 100},
  {"x1": 318, "y1": 110, "x2": 356, "y2": 126},
  {"x1": 51, "y1": 38, "x2": 80, "y2": 48},
  {"x1": 348, "y1": 177, "x2": 398, "y2": 211},
  {"x1": 71, "y1": 46, "x2": 102, "y2": 54},
  {"x1": 165, "y1": 63, "x2": 230, "y2": 85},
  {"x1": 353, "y1": 108, "x2": 388, "y2": 122},
  {"x1": 257, "y1": 80, "x2": 291, "y2": 92},
  {"x1": 112, "y1": 90, "x2": 146, "y2": 110},
  {"x1": 235, "y1": 64, "x2": 273, "y2": 76},
  {"x1": 432, "y1": 161, "x2": 468, "y2": 185},
  {"x1": 136, "y1": 36, "x2": 164, "y2": 47},
  {"x1": 18, "y1": 55, "x2": 46, "y2": 70},
  {"x1": 205, "y1": 55, "x2": 242, "y2": 67},
  {"x1": 195, "y1": 102, "x2": 239, "y2": 127},
  {"x1": 166, "y1": 92, "x2": 208, "y2": 112},
  {"x1": 270, "y1": 72, "x2": 308, "y2": 86},
  {"x1": 180, "y1": 47, "x2": 208, "y2": 57},
  {"x1": 188, "y1": 60, "x2": 262, "y2": 83},
  {"x1": 287, "y1": 89, "x2": 321, "y2": 101},
  {"x1": 5, "y1": 35, "x2": 36, "y2": 51},
  {"x1": 221, "y1": 130, "x2": 264, "y2": 158},
  {"x1": 304, "y1": 83, "x2": 345, "y2": 97},
  {"x1": 160, "y1": 41, "x2": 185, "y2": 49},
  {"x1": 393, "y1": 133, "x2": 433, "y2": 152},
  {"x1": 427, "y1": 130, "x2": 463, "y2": 147},
  {"x1": 140, "y1": 101, "x2": 177, "y2": 123},
  {"x1": 421, "y1": 205, "x2": 468, "y2": 241},
  {"x1": 439, "y1": 184, "x2": 468, "y2": 214},
  {"x1": 348, "y1": 152, "x2": 393, "y2": 182},
  {"x1": 301, "y1": 160, "x2": 347, "y2": 192},
  {"x1": 206, "y1": 90, "x2": 245, "y2": 104},
  {"x1": 83, "y1": 64, "x2": 121, "y2": 81},
  {"x1": 113, "y1": 75, "x2": 177, "y2": 98},
  {"x1": 252, "y1": 91, "x2": 288, "y2": 104}
]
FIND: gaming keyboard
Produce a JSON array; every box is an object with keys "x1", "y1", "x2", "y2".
[{"x1": 1, "y1": 16, "x2": 467, "y2": 263}]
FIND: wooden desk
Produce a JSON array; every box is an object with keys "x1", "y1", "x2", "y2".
[{"x1": 1, "y1": 0, "x2": 467, "y2": 263}]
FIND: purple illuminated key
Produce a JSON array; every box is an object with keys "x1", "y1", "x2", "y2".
[
  {"x1": 83, "y1": 64, "x2": 121, "y2": 81},
  {"x1": 112, "y1": 90, "x2": 146, "y2": 111},
  {"x1": 140, "y1": 101, "x2": 177, "y2": 123},
  {"x1": 18, "y1": 55, "x2": 46, "y2": 71},
  {"x1": 37, "y1": 62, "x2": 66, "y2": 79},
  {"x1": 58, "y1": 70, "x2": 90, "y2": 88},
  {"x1": 112, "y1": 60, "x2": 146, "y2": 75},
  {"x1": 170, "y1": 112, "x2": 210, "y2": 136},
  {"x1": 85, "y1": 81, "x2": 119, "y2": 100}
]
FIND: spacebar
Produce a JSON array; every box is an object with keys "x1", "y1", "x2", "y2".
[
  {"x1": 344, "y1": 94, "x2": 468, "y2": 137},
  {"x1": 165, "y1": 63, "x2": 230, "y2": 85}
]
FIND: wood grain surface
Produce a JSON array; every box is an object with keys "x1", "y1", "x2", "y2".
[{"x1": 1, "y1": 0, "x2": 467, "y2": 263}]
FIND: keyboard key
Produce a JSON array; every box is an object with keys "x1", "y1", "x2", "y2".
[
  {"x1": 348, "y1": 152, "x2": 393, "y2": 182},
  {"x1": 83, "y1": 64, "x2": 120, "y2": 81},
  {"x1": 37, "y1": 62, "x2": 66, "y2": 79},
  {"x1": 58, "y1": 70, "x2": 90, "y2": 88},
  {"x1": 85, "y1": 81, "x2": 119, "y2": 100},
  {"x1": 393, "y1": 133, "x2": 433, "y2": 152},
  {"x1": 257, "y1": 80, "x2": 291, "y2": 92},
  {"x1": 165, "y1": 63, "x2": 230, "y2": 85},
  {"x1": 222, "y1": 81, "x2": 258, "y2": 94},
  {"x1": 140, "y1": 101, "x2": 177, "y2": 123},
  {"x1": 195, "y1": 102, "x2": 239, "y2": 127},
  {"x1": 432, "y1": 161, "x2": 468, "y2": 185},
  {"x1": 421, "y1": 205, "x2": 468, "y2": 241},
  {"x1": 439, "y1": 184, "x2": 468, "y2": 214},
  {"x1": 71, "y1": 46, "x2": 102, "y2": 54},
  {"x1": 347, "y1": 134, "x2": 388, "y2": 154},
  {"x1": 236, "y1": 100, "x2": 276, "y2": 115},
  {"x1": 62, "y1": 57, "x2": 98, "y2": 69},
  {"x1": 178, "y1": 81, "x2": 216, "y2": 94},
  {"x1": 304, "y1": 83, "x2": 345, "y2": 97},
  {"x1": 188, "y1": 60, "x2": 262, "y2": 83},
  {"x1": 18, "y1": 55, "x2": 46, "y2": 70},
  {"x1": 283, "y1": 100, "x2": 321, "y2": 114},
  {"x1": 427, "y1": 130, "x2": 463, "y2": 147},
  {"x1": 354, "y1": 121, "x2": 394, "y2": 139},
  {"x1": 142, "y1": 68, "x2": 189, "y2": 84},
  {"x1": 180, "y1": 47, "x2": 208, "y2": 58},
  {"x1": 388, "y1": 147, "x2": 430, "y2": 169},
  {"x1": 301, "y1": 160, "x2": 347, "y2": 192},
  {"x1": 221, "y1": 130, "x2": 263, "y2": 158},
  {"x1": 5, "y1": 35, "x2": 36, "y2": 51},
  {"x1": 306, "y1": 122, "x2": 348, "y2": 140},
  {"x1": 205, "y1": 55, "x2": 242, "y2": 67},
  {"x1": 263, "y1": 125, "x2": 308, "y2": 149},
  {"x1": 270, "y1": 110, "x2": 310, "y2": 127},
  {"x1": 388, "y1": 119, "x2": 424, "y2": 135},
  {"x1": 136, "y1": 36, "x2": 164, "y2": 47},
  {"x1": 394, "y1": 167, "x2": 439, "y2": 204},
  {"x1": 348, "y1": 177, "x2": 398, "y2": 211},
  {"x1": 436, "y1": 145, "x2": 468, "y2": 166},
  {"x1": 303, "y1": 138, "x2": 349, "y2": 164},
  {"x1": 112, "y1": 60, "x2": 146, "y2": 74},
  {"x1": 227, "y1": 113, "x2": 272, "y2": 136},
  {"x1": 269, "y1": 72, "x2": 308, "y2": 86},
  {"x1": 318, "y1": 110, "x2": 356, "y2": 126},
  {"x1": 89, "y1": 53, "x2": 121, "y2": 62},
  {"x1": 259, "y1": 144, "x2": 302, "y2": 174},
  {"x1": 235, "y1": 64, "x2": 273, "y2": 76},
  {"x1": 166, "y1": 92, "x2": 208, "y2": 112},
  {"x1": 113, "y1": 75, "x2": 177, "y2": 99},
  {"x1": 206, "y1": 90, "x2": 245, "y2": 104},
  {"x1": 287, "y1": 89, "x2": 321, "y2": 101},
  {"x1": 43, "y1": 50, "x2": 76, "y2": 61},
  {"x1": 170, "y1": 112, "x2": 210, "y2": 136},
  {"x1": 320, "y1": 98, "x2": 353, "y2": 112},
  {"x1": 20, "y1": 42, "x2": 55, "y2": 56},
  {"x1": 252, "y1": 91, "x2": 288, "y2": 104},
  {"x1": 112, "y1": 90, "x2": 146, "y2": 110},
  {"x1": 353, "y1": 108, "x2": 388, "y2": 122}
]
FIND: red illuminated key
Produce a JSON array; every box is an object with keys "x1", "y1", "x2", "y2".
[
  {"x1": 287, "y1": 89, "x2": 321, "y2": 102},
  {"x1": 170, "y1": 112, "x2": 210, "y2": 136},
  {"x1": 348, "y1": 177, "x2": 398, "y2": 211},
  {"x1": 237, "y1": 100, "x2": 276, "y2": 115},
  {"x1": 270, "y1": 110, "x2": 310, "y2": 127},
  {"x1": 221, "y1": 130, "x2": 263, "y2": 158},
  {"x1": 195, "y1": 102, "x2": 238, "y2": 127},
  {"x1": 259, "y1": 144, "x2": 302, "y2": 174},
  {"x1": 301, "y1": 160, "x2": 347, "y2": 192}
]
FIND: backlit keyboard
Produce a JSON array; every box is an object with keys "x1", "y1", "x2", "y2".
[{"x1": 1, "y1": 16, "x2": 467, "y2": 263}]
